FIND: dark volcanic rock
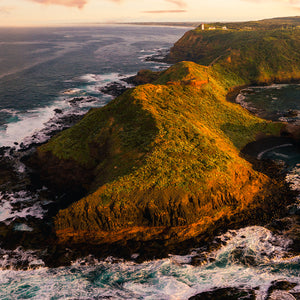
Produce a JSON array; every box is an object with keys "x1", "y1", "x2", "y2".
[
  {"x1": 100, "y1": 82, "x2": 128, "y2": 97},
  {"x1": 68, "y1": 96, "x2": 98, "y2": 106},
  {"x1": 268, "y1": 280, "x2": 298, "y2": 293},
  {"x1": 54, "y1": 108, "x2": 63, "y2": 114},
  {"x1": 124, "y1": 69, "x2": 161, "y2": 85},
  {"x1": 266, "y1": 280, "x2": 298, "y2": 300},
  {"x1": 189, "y1": 287, "x2": 256, "y2": 300}
]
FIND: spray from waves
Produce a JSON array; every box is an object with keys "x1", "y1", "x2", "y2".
[
  {"x1": 257, "y1": 144, "x2": 294, "y2": 160},
  {"x1": 0, "y1": 190, "x2": 48, "y2": 225},
  {"x1": 286, "y1": 164, "x2": 300, "y2": 207},
  {"x1": 0, "y1": 72, "x2": 130, "y2": 149},
  {"x1": 138, "y1": 47, "x2": 171, "y2": 70},
  {"x1": 0, "y1": 108, "x2": 18, "y2": 116},
  {"x1": 0, "y1": 226, "x2": 299, "y2": 299}
]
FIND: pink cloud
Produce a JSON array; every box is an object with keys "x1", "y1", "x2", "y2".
[
  {"x1": 0, "y1": 6, "x2": 13, "y2": 14},
  {"x1": 30, "y1": 0, "x2": 87, "y2": 9},
  {"x1": 165, "y1": 0, "x2": 187, "y2": 8}
]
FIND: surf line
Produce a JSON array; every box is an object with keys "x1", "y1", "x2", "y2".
[{"x1": 257, "y1": 143, "x2": 294, "y2": 160}]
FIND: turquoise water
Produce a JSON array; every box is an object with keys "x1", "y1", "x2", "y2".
[
  {"x1": 0, "y1": 25, "x2": 188, "y2": 147},
  {"x1": 236, "y1": 84, "x2": 300, "y2": 123},
  {"x1": 239, "y1": 84, "x2": 300, "y2": 196},
  {"x1": 0, "y1": 227, "x2": 299, "y2": 299}
]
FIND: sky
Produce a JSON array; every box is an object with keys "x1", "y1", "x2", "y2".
[{"x1": 0, "y1": 0, "x2": 300, "y2": 26}]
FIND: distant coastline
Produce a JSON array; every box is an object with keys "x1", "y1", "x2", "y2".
[{"x1": 116, "y1": 22, "x2": 199, "y2": 28}]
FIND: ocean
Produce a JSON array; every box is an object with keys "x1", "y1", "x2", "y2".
[
  {"x1": 0, "y1": 26, "x2": 299, "y2": 300},
  {"x1": 0, "y1": 25, "x2": 185, "y2": 147}
]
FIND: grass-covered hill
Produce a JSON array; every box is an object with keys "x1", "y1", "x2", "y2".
[
  {"x1": 34, "y1": 56, "x2": 292, "y2": 246},
  {"x1": 203, "y1": 16, "x2": 300, "y2": 31},
  {"x1": 167, "y1": 17, "x2": 300, "y2": 85}
]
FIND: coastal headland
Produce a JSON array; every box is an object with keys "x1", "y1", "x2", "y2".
[{"x1": 28, "y1": 17, "x2": 300, "y2": 260}]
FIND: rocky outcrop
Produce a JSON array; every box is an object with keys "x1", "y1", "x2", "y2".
[
  {"x1": 124, "y1": 69, "x2": 161, "y2": 85},
  {"x1": 189, "y1": 287, "x2": 256, "y2": 300}
]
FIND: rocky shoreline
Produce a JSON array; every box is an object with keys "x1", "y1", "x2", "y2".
[
  {"x1": 0, "y1": 70, "x2": 299, "y2": 299},
  {"x1": 0, "y1": 76, "x2": 298, "y2": 273}
]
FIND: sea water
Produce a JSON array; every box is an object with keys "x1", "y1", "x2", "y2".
[
  {"x1": 0, "y1": 25, "x2": 184, "y2": 147},
  {"x1": 236, "y1": 84, "x2": 300, "y2": 123},
  {"x1": 0, "y1": 226, "x2": 299, "y2": 299},
  {"x1": 0, "y1": 27, "x2": 300, "y2": 299},
  {"x1": 238, "y1": 84, "x2": 300, "y2": 197}
]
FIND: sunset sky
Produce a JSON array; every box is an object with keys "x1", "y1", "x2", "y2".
[{"x1": 0, "y1": 0, "x2": 300, "y2": 26}]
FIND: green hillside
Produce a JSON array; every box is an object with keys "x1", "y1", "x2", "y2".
[
  {"x1": 167, "y1": 18, "x2": 300, "y2": 85},
  {"x1": 33, "y1": 18, "x2": 300, "y2": 246},
  {"x1": 35, "y1": 58, "x2": 289, "y2": 245}
]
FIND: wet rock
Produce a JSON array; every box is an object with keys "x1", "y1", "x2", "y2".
[
  {"x1": 268, "y1": 290, "x2": 296, "y2": 300},
  {"x1": 144, "y1": 48, "x2": 169, "y2": 62},
  {"x1": 268, "y1": 280, "x2": 297, "y2": 293},
  {"x1": 189, "y1": 287, "x2": 256, "y2": 300},
  {"x1": 68, "y1": 96, "x2": 97, "y2": 106},
  {"x1": 124, "y1": 69, "x2": 161, "y2": 85},
  {"x1": 190, "y1": 253, "x2": 209, "y2": 266},
  {"x1": 284, "y1": 110, "x2": 299, "y2": 117},
  {"x1": 0, "y1": 157, "x2": 19, "y2": 189},
  {"x1": 266, "y1": 281, "x2": 298, "y2": 300},
  {"x1": 230, "y1": 248, "x2": 258, "y2": 266},
  {"x1": 0, "y1": 146, "x2": 10, "y2": 157},
  {"x1": 100, "y1": 82, "x2": 128, "y2": 97},
  {"x1": 292, "y1": 293, "x2": 300, "y2": 300},
  {"x1": 54, "y1": 108, "x2": 63, "y2": 114},
  {"x1": 68, "y1": 97, "x2": 84, "y2": 105}
]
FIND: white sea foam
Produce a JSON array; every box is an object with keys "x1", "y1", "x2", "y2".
[
  {"x1": 60, "y1": 88, "x2": 82, "y2": 95},
  {"x1": 252, "y1": 84, "x2": 290, "y2": 90},
  {"x1": 0, "y1": 101, "x2": 61, "y2": 147},
  {"x1": 286, "y1": 164, "x2": 300, "y2": 192},
  {"x1": 0, "y1": 108, "x2": 18, "y2": 116},
  {"x1": 235, "y1": 92, "x2": 259, "y2": 113},
  {"x1": 257, "y1": 144, "x2": 294, "y2": 160},
  {"x1": 0, "y1": 72, "x2": 131, "y2": 148},
  {"x1": 0, "y1": 247, "x2": 45, "y2": 270},
  {"x1": 79, "y1": 72, "x2": 121, "y2": 83},
  {"x1": 14, "y1": 223, "x2": 34, "y2": 232},
  {"x1": 0, "y1": 226, "x2": 298, "y2": 299},
  {"x1": 0, "y1": 191, "x2": 47, "y2": 224}
]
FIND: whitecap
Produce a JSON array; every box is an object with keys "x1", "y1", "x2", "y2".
[
  {"x1": 60, "y1": 88, "x2": 82, "y2": 95},
  {"x1": 286, "y1": 164, "x2": 300, "y2": 192},
  {"x1": 0, "y1": 108, "x2": 18, "y2": 116},
  {"x1": 257, "y1": 144, "x2": 294, "y2": 160},
  {"x1": 0, "y1": 226, "x2": 298, "y2": 299},
  {"x1": 14, "y1": 224, "x2": 34, "y2": 232},
  {"x1": 0, "y1": 191, "x2": 47, "y2": 224}
]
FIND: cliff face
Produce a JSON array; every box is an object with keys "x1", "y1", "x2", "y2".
[
  {"x1": 33, "y1": 58, "x2": 292, "y2": 246},
  {"x1": 167, "y1": 28, "x2": 300, "y2": 84}
]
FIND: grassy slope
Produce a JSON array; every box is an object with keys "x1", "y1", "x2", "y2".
[
  {"x1": 37, "y1": 19, "x2": 300, "y2": 244},
  {"x1": 168, "y1": 27, "x2": 300, "y2": 85},
  {"x1": 37, "y1": 59, "x2": 286, "y2": 244}
]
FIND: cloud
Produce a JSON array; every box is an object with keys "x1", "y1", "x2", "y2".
[
  {"x1": 164, "y1": 0, "x2": 187, "y2": 8},
  {"x1": 29, "y1": 0, "x2": 87, "y2": 9},
  {"x1": 0, "y1": 6, "x2": 13, "y2": 14},
  {"x1": 242, "y1": 0, "x2": 300, "y2": 6},
  {"x1": 29, "y1": 0, "x2": 188, "y2": 10},
  {"x1": 142, "y1": 9, "x2": 187, "y2": 13}
]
